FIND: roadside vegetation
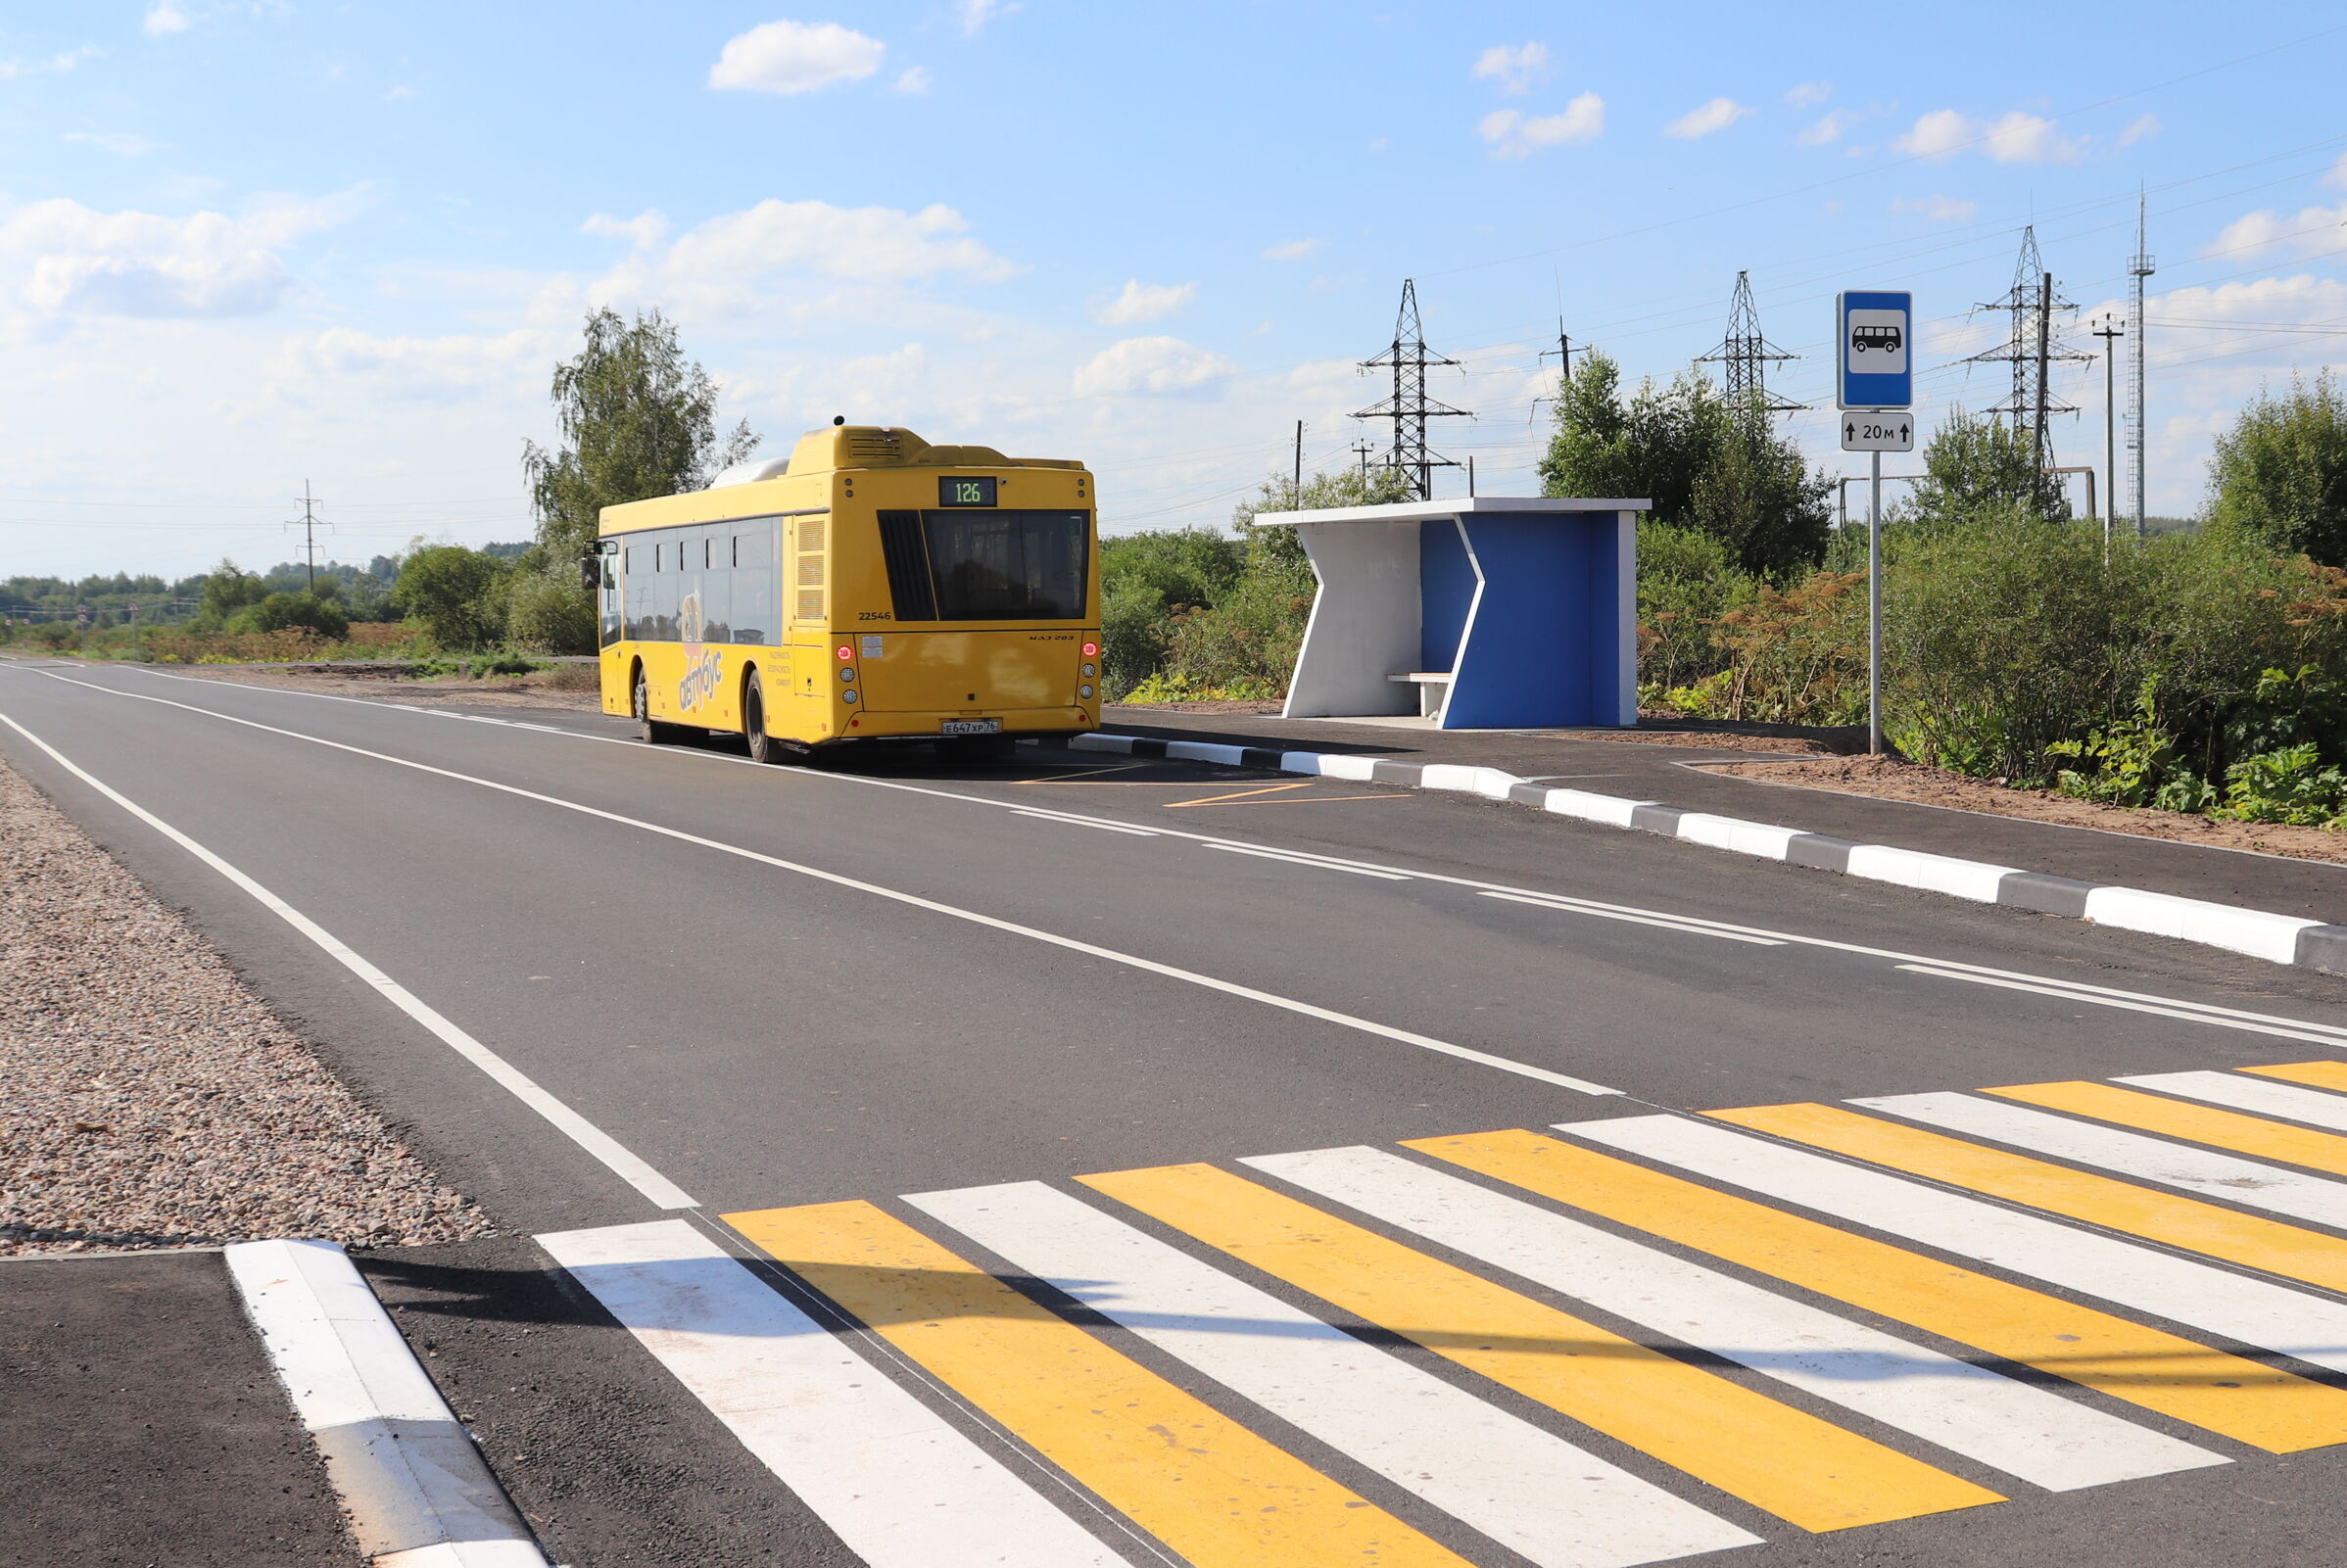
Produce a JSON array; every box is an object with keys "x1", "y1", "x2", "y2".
[{"x1": 1102, "y1": 359, "x2": 2347, "y2": 832}]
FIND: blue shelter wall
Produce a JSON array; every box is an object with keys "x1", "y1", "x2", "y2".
[
  {"x1": 1442, "y1": 513, "x2": 1625, "y2": 729},
  {"x1": 1417, "y1": 520, "x2": 1477, "y2": 674}
]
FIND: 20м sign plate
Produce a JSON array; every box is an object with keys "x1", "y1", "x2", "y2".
[
  {"x1": 1842, "y1": 411, "x2": 1914, "y2": 451},
  {"x1": 1837, "y1": 289, "x2": 1912, "y2": 410}
]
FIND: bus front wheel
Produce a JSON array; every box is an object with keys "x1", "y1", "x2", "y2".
[
  {"x1": 742, "y1": 671, "x2": 782, "y2": 765},
  {"x1": 634, "y1": 669, "x2": 688, "y2": 745}
]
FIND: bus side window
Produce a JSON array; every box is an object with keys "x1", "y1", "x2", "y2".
[{"x1": 732, "y1": 520, "x2": 775, "y2": 644}]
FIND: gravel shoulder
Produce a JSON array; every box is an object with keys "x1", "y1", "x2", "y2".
[
  {"x1": 0, "y1": 752, "x2": 492, "y2": 1256},
  {"x1": 1711, "y1": 752, "x2": 2347, "y2": 867}
]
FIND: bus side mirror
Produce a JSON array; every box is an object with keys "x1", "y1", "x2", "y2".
[{"x1": 580, "y1": 550, "x2": 601, "y2": 593}]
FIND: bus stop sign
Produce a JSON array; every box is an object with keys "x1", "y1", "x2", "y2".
[{"x1": 1837, "y1": 290, "x2": 1912, "y2": 409}]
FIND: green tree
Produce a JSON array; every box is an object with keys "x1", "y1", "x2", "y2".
[
  {"x1": 393, "y1": 546, "x2": 508, "y2": 650},
  {"x1": 1536, "y1": 352, "x2": 1829, "y2": 577},
  {"x1": 197, "y1": 560, "x2": 268, "y2": 628},
  {"x1": 2206, "y1": 371, "x2": 2347, "y2": 564},
  {"x1": 520, "y1": 307, "x2": 759, "y2": 651},
  {"x1": 1902, "y1": 408, "x2": 2069, "y2": 530},
  {"x1": 236, "y1": 591, "x2": 350, "y2": 641}
]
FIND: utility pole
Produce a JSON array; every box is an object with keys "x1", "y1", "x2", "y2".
[
  {"x1": 2092, "y1": 316, "x2": 2125, "y2": 547},
  {"x1": 1966, "y1": 227, "x2": 2088, "y2": 465},
  {"x1": 1292, "y1": 420, "x2": 1304, "y2": 506},
  {"x1": 289, "y1": 480, "x2": 324, "y2": 593},
  {"x1": 1467, "y1": 455, "x2": 1476, "y2": 499},
  {"x1": 1352, "y1": 440, "x2": 1374, "y2": 480},
  {"x1": 1697, "y1": 271, "x2": 1802, "y2": 415},
  {"x1": 1352, "y1": 278, "x2": 1471, "y2": 500},
  {"x1": 2128, "y1": 192, "x2": 2156, "y2": 539}
]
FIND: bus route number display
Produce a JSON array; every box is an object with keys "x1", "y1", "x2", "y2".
[{"x1": 938, "y1": 476, "x2": 997, "y2": 507}]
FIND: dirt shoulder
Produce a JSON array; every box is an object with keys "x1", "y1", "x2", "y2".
[
  {"x1": 1713, "y1": 752, "x2": 2347, "y2": 868},
  {"x1": 0, "y1": 753, "x2": 492, "y2": 1255},
  {"x1": 166, "y1": 661, "x2": 603, "y2": 712}
]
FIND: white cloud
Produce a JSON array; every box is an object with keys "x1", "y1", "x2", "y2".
[
  {"x1": 1892, "y1": 107, "x2": 2079, "y2": 164},
  {"x1": 581, "y1": 209, "x2": 670, "y2": 250},
  {"x1": 1480, "y1": 95, "x2": 1605, "y2": 158},
  {"x1": 1073, "y1": 336, "x2": 1235, "y2": 397},
  {"x1": 957, "y1": 0, "x2": 1016, "y2": 35},
  {"x1": 0, "y1": 195, "x2": 353, "y2": 320},
  {"x1": 1262, "y1": 237, "x2": 1322, "y2": 261},
  {"x1": 1664, "y1": 97, "x2": 1750, "y2": 140},
  {"x1": 273, "y1": 327, "x2": 548, "y2": 406},
  {"x1": 1472, "y1": 42, "x2": 1550, "y2": 95},
  {"x1": 2205, "y1": 204, "x2": 2347, "y2": 261},
  {"x1": 1091, "y1": 279, "x2": 1195, "y2": 326},
  {"x1": 2323, "y1": 151, "x2": 2347, "y2": 192},
  {"x1": 707, "y1": 21, "x2": 885, "y2": 95},
  {"x1": 1892, "y1": 193, "x2": 1978, "y2": 223},
  {"x1": 2117, "y1": 114, "x2": 2160, "y2": 149},
  {"x1": 0, "y1": 45, "x2": 100, "y2": 78},
  {"x1": 1785, "y1": 81, "x2": 1830, "y2": 109},
  {"x1": 1892, "y1": 108, "x2": 1974, "y2": 160},
  {"x1": 63, "y1": 131, "x2": 163, "y2": 157},
  {"x1": 143, "y1": 1, "x2": 190, "y2": 36},
  {"x1": 383, "y1": 83, "x2": 419, "y2": 103},
  {"x1": 1798, "y1": 109, "x2": 1854, "y2": 147},
  {"x1": 894, "y1": 66, "x2": 932, "y2": 94}
]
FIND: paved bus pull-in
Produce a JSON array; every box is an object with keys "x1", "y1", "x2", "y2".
[{"x1": 590, "y1": 421, "x2": 1101, "y2": 762}]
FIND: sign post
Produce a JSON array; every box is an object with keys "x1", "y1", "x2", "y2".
[{"x1": 1838, "y1": 291, "x2": 1914, "y2": 756}]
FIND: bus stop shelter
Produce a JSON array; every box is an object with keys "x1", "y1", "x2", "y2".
[{"x1": 1256, "y1": 497, "x2": 1648, "y2": 730}]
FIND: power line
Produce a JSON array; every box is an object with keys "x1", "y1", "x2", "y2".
[
  {"x1": 1695, "y1": 270, "x2": 1803, "y2": 414},
  {"x1": 1352, "y1": 279, "x2": 1472, "y2": 500}
]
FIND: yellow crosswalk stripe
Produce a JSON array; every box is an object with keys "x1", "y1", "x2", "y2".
[
  {"x1": 1080, "y1": 1161, "x2": 2001, "y2": 1532},
  {"x1": 2246, "y1": 1061, "x2": 2347, "y2": 1099},
  {"x1": 1708, "y1": 1101, "x2": 2347, "y2": 1294},
  {"x1": 1988, "y1": 1076, "x2": 2347, "y2": 1180},
  {"x1": 1409, "y1": 1128, "x2": 2347, "y2": 1453},
  {"x1": 725, "y1": 1199, "x2": 1476, "y2": 1568}
]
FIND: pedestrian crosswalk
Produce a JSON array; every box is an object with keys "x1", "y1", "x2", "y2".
[{"x1": 540, "y1": 1057, "x2": 2347, "y2": 1567}]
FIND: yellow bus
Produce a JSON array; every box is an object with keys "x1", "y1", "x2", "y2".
[{"x1": 591, "y1": 422, "x2": 1101, "y2": 762}]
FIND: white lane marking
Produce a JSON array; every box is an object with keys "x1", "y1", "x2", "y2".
[
  {"x1": 0, "y1": 709, "x2": 695, "y2": 1211},
  {"x1": 1245, "y1": 1146, "x2": 2222, "y2": 1493},
  {"x1": 1892, "y1": 966, "x2": 2347, "y2": 1046},
  {"x1": 1012, "y1": 809, "x2": 1160, "y2": 836},
  {"x1": 906, "y1": 1180, "x2": 1759, "y2": 1568},
  {"x1": 1481, "y1": 890, "x2": 1786, "y2": 946},
  {"x1": 538, "y1": 1220, "x2": 1123, "y2": 1568},
  {"x1": 8, "y1": 672, "x2": 1619, "y2": 1097},
  {"x1": 2118, "y1": 1070, "x2": 2347, "y2": 1133},
  {"x1": 68, "y1": 664, "x2": 2347, "y2": 1049},
  {"x1": 1206, "y1": 843, "x2": 1412, "y2": 879},
  {"x1": 225, "y1": 1238, "x2": 552, "y2": 1565},
  {"x1": 1855, "y1": 1090, "x2": 2347, "y2": 1233},
  {"x1": 1559, "y1": 1115, "x2": 2347, "y2": 1376}
]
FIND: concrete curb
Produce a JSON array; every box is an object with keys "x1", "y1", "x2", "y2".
[
  {"x1": 1070, "y1": 732, "x2": 2347, "y2": 977},
  {"x1": 224, "y1": 1238, "x2": 553, "y2": 1568}
]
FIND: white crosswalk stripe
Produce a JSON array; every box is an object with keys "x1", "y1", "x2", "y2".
[
  {"x1": 1558, "y1": 1114, "x2": 2347, "y2": 1377},
  {"x1": 907, "y1": 1178, "x2": 1761, "y2": 1568},
  {"x1": 1242, "y1": 1143, "x2": 2226, "y2": 1492},
  {"x1": 1854, "y1": 1090, "x2": 2347, "y2": 1231},
  {"x1": 537, "y1": 1219, "x2": 1125, "y2": 1568},
  {"x1": 2118, "y1": 1069, "x2": 2347, "y2": 1135}
]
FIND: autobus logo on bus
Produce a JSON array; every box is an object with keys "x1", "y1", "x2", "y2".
[{"x1": 677, "y1": 590, "x2": 724, "y2": 711}]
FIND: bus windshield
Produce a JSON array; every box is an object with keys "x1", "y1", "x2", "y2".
[{"x1": 881, "y1": 508, "x2": 1089, "y2": 621}]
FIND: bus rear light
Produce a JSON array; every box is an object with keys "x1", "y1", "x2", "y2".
[
  {"x1": 1078, "y1": 684, "x2": 1093, "y2": 699},
  {"x1": 841, "y1": 689, "x2": 859, "y2": 704},
  {"x1": 1081, "y1": 662, "x2": 1096, "y2": 678},
  {"x1": 837, "y1": 645, "x2": 853, "y2": 661},
  {"x1": 1081, "y1": 641, "x2": 1098, "y2": 657}
]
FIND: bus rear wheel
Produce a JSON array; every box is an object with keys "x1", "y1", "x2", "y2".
[
  {"x1": 742, "y1": 671, "x2": 782, "y2": 764},
  {"x1": 634, "y1": 669, "x2": 689, "y2": 745}
]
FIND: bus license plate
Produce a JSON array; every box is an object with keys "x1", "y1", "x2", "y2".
[{"x1": 940, "y1": 719, "x2": 1001, "y2": 736}]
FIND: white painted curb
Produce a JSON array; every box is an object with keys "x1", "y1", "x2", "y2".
[
  {"x1": 225, "y1": 1238, "x2": 552, "y2": 1567},
  {"x1": 1072, "y1": 731, "x2": 2347, "y2": 976}
]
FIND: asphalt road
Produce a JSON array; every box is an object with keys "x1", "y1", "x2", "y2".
[{"x1": 9, "y1": 655, "x2": 2347, "y2": 1568}]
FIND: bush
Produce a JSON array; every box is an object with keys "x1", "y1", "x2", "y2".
[
  {"x1": 1637, "y1": 519, "x2": 1754, "y2": 701},
  {"x1": 2206, "y1": 371, "x2": 2347, "y2": 565},
  {"x1": 231, "y1": 591, "x2": 350, "y2": 641},
  {"x1": 393, "y1": 546, "x2": 508, "y2": 651},
  {"x1": 504, "y1": 570, "x2": 597, "y2": 654}
]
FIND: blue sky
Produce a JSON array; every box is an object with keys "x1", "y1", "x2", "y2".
[{"x1": 3, "y1": 1, "x2": 2343, "y2": 578}]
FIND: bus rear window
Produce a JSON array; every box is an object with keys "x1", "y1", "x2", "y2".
[{"x1": 883, "y1": 509, "x2": 1089, "y2": 621}]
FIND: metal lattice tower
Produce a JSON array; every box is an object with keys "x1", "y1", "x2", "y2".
[
  {"x1": 2127, "y1": 192, "x2": 2156, "y2": 537},
  {"x1": 1696, "y1": 271, "x2": 1802, "y2": 414},
  {"x1": 1353, "y1": 278, "x2": 1470, "y2": 499},
  {"x1": 1965, "y1": 225, "x2": 2090, "y2": 464}
]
